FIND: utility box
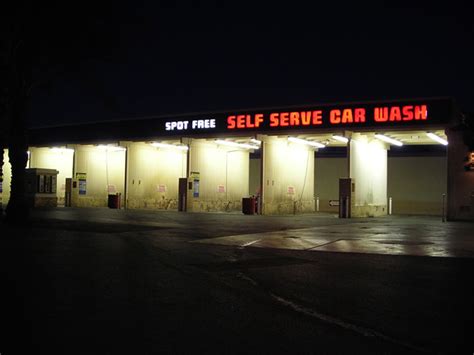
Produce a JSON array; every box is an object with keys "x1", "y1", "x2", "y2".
[
  {"x1": 108, "y1": 193, "x2": 122, "y2": 209},
  {"x1": 25, "y1": 168, "x2": 59, "y2": 208},
  {"x1": 242, "y1": 197, "x2": 255, "y2": 215},
  {"x1": 339, "y1": 178, "x2": 355, "y2": 218}
]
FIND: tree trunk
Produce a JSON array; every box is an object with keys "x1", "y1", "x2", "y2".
[
  {"x1": 5, "y1": 104, "x2": 29, "y2": 224},
  {"x1": 6, "y1": 139, "x2": 29, "y2": 224}
]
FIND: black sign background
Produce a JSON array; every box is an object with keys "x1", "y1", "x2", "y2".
[
  {"x1": 29, "y1": 98, "x2": 455, "y2": 145},
  {"x1": 161, "y1": 98, "x2": 454, "y2": 136}
]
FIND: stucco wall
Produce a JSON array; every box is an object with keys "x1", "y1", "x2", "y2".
[
  {"x1": 126, "y1": 142, "x2": 187, "y2": 209},
  {"x1": 314, "y1": 156, "x2": 348, "y2": 213},
  {"x1": 249, "y1": 158, "x2": 261, "y2": 196},
  {"x1": 388, "y1": 156, "x2": 447, "y2": 215},
  {"x1": 262, "y1": 137, "x2": 315, "y2": 214},
  {"x1": 349, "y1": 135, "x2": 388, "y2": 217},
  {"x1": 72, "y1": 145, "x2": 126, "y2": 207},
  {"x1": 187, "y1": 139, "x2": 249, "y2": 212},
  {"x1": 313, "y1": 155, "x2": 447, "y2": 215}
]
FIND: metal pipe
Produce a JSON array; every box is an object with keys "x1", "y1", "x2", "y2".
[{"x1": 389, "y1": 197, "x2": 392, "y2": 215}]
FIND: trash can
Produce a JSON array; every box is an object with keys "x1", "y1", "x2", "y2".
[
  {"x1": 108, "y1": 193, "x2": 121, "y2": 209},
  {"x1": 242, "y1": 197, "x2": 255, "y2": 215}
]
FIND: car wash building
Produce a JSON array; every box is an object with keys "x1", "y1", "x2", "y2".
[{"x1": 1, "y1": 97, "x2": 473, "y2": 220}]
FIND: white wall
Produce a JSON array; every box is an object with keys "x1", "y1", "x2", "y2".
[
  {"x1": 72, "y1": 145, "x2": 126, "y2": 207},
  {"x1": 29, "y1": 147, "x2": 74, "y2": 205},
  {"x1": 349, "y1": 135, "x2": 388, "y2": 216},
  {"x1": 262, "y1": 136, "x2": 314, "y2": 214},
  {"x1": 187, "y1": 139, "x2": 249, "y2": 212},
  {"x1": 126, "y1": 142, "x2": 187, "y2": 209}
]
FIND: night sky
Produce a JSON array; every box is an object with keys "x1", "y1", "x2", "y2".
[{"x1": 26, "y1": 3, "x2": 474, "y2": 128}]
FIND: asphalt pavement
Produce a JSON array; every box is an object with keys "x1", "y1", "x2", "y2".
[{"x1": 1, "y1": 208, "x2": 473, "y2": 354}]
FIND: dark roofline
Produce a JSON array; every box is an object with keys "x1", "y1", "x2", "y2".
[{"x1": 29, "y1": 96, "x2": 457, "y2": 129}]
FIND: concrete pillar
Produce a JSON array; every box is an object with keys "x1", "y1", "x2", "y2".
[
  {"x1": 28, "y1": 147, "x2": 74, "y2": 206},
  {"x1": 261, "y1": 136, "x2": 315, "y2": 215},
  {"x1": 1, "y1": 150, "x2": 12, "y2": 206},
  {"x1": 72, "y1": 145, "x2": 126, "y2": 207},
  {"x1": 349, "y1": 133, "x2": 388, "y2": 217},
  {"x1": 186, "y1": 139, "x2": 249, "y2": 212},
  {"x1": 446, "y1": 129, "x2": 474, "y2": 221},
  {"x1": 126, "y1": 142, "x2": 187, "y2": 209}
]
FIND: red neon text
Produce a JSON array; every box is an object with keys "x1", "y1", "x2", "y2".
[
  {"x1": 269, "y1": 111, "x2": 322, "y2": 127},
  {"x1": 227, "y1": 114, "x2": 264, "y2": 129},
  {"x1": 329, "y1": 108, "x2": 366, "y2": 124},
  {"x1": 374, "y1": 105, "x2": 427, "y2": 122}
]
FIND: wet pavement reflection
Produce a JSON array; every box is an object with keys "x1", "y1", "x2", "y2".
[{"x1": 194, "y1": 222, "x2": 474, "y2": 258}]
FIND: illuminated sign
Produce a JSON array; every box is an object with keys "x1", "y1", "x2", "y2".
[
  {"x1": 161, "y1": 99, "x2": 452, "y2": 137},
  {"x1": 26, "y1": 98, "x2": 455, "y2": 146},
  {"x1": 226, "y1": 105, "x2": 427, "y2": 130},
  {"x1": 165, "y1": 119, "x2": 216, "y2": 131}
]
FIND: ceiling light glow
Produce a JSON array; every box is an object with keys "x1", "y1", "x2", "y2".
[
  {"x1": 215, "y1": 140, "x2": 260, "y2": 150},
  {"x1": 426, "y1": 132, "x2": 448, "y2": 145},
  {"x1": 50, "y1": 147, "x2": 74, "y2": 153},
  {"x1": 97, "y1": 145, "x2": 126, "y2": 152},
  {"x1": 151, "y1": 142, "x2": 189, "y2": 150},
  {"x1": 332, "y1": 135, "x2": 349, "y2": 143},
  {"x1": 374, "y1": 134, "x2": 403, "y2": 147},
  {"x1": 288, "y1": 137, "x2": 325, "y2": 148}
]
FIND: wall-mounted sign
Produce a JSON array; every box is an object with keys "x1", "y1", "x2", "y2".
[
  {"x1": 165, "y1": 119, "x2": 216, "y2": 131},
  {"x1": 190, "y1": 171, "x2": 200, "y2": 198},
  {"x1": 76, "y1": 172, "x2": 87, "y2": 195},
  {"x1": 28, "y1": 98, "x2": 455, "y2": 146},
  {"x1": 160, "y1": 99, "x2": 453, "y2": 137}
]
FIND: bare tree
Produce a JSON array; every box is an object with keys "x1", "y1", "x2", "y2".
[{"x1": 1, "y1": 3, "x2": 123, "y2": 223}]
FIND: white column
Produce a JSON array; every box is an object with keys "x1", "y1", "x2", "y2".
[{"x1": 349, "y1": 133, "x2": 388, "y2": 217}]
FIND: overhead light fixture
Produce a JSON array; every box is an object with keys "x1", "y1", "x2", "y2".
[
  {"x1": 288, "y1": 137, "x2": 325, "y2": 148},
  {"x1": 97, "y1": 145, "x2": 126, "y2": 152},
  {"x1": 215, "y1": 139, "x2": 260, "y2": 150},
  {"x1": 374, "y1": 134, "x2": 403, "y2": 147},
  {"x1": 332, "y1": 135, "x2": 349, "y2": 143},
  {"x1": 426, "y1": 132, "x2": 448, "y2": 146},
  {"x1": 250, "y1": 138, "x2": 262, "y2": 145},
  {"x1": 151, "y1": 142, "x2": 189, "y2": 151},
  {"x1": 50, "y1": 147, "x2": 74, "y2": 153}
]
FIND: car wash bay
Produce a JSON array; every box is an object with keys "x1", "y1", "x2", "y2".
[{"x1": 1, "y1": 97, "x2": 471, "y2": 220}]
